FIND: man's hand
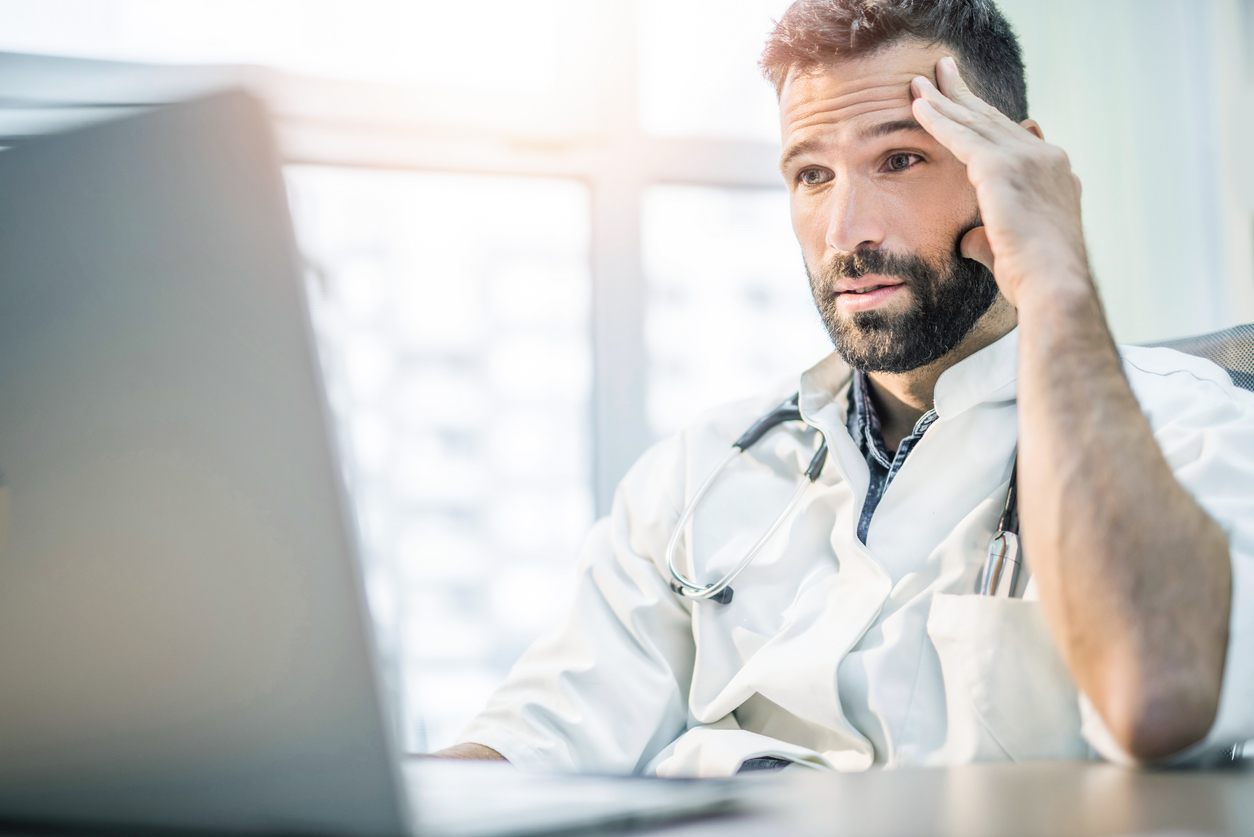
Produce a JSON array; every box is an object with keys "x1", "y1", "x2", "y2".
[
  {"x1": 908, "y1": 57, "x2": 1233, "y2": 761},
  {"x1": 910, "y1": 56, "x2": 1088, "y2": 308},
  {"x1": 429, "y1": 742, "x2": 508, "y2": 761}
]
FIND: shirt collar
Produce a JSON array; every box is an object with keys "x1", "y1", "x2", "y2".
[
  {"x1": 848, "y1": 369, "x2": 893, "y2": 467},
  {"x1": 798, "y1": 326, "x2": 1020, "y2": 421},
  {"x1": 799, "y1": 351, "x2": 853, "y2": 423},
  {"x1": 931, "y1": 326, "x2": 1019, "y2": 418}
]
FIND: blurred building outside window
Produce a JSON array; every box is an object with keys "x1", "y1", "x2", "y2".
[
  {"x1": 642, "y1": 185, "x2": 831, "y2": 438},
  {"x1": 287, "y1": 167, "x2": 594, "y2": 752}
]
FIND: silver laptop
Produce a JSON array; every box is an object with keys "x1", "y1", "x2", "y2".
[{"x1": 0, "y1": 88, "x2": 745, "y2": 836}]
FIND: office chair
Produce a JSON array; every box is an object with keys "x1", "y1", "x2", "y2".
[
  {"x1": 1142, "y1": 324, "x2": 1254, "y2": 762},
  {"x1": 1145, "y1": 324, "x2": 1254, "y2": 392}
]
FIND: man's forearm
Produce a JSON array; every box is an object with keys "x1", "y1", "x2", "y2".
[{"x1": 1015, "y1": 275, "x2": 1231, "y2": 760}]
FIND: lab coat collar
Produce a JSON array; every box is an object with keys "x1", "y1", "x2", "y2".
[
  {"x1": 797, "y1": 327, "x2": 1019, "y2": 421},
  {"x1": 932, "y1": 327, "x2": 1019, "y2": 418},
  {"x1": 798, "y1": 353, "x2": 853, "y2": 422}
]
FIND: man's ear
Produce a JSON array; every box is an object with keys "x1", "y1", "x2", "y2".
[{"x1": 1021, "y1": 118, "x2": 1045, "y2": 140}]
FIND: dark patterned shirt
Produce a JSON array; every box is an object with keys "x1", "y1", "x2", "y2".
[{"x1": 845, "y1": 370, "x2": 939, "y2": 544}]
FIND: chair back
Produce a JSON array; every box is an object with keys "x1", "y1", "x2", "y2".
[{"x1": 1142, "y1": 324, "x2": 1254, "y2": 392}]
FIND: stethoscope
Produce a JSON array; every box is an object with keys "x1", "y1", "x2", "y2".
[{"x1": 666, "y1": 392, "x2": 1023, "y2": 605}]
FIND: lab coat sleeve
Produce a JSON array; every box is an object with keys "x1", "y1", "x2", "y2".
[
  {"x1": 1080, "y1": 350, "x2": 1254, "y2": 764},
  {"x1": 455, "y1": 433, "x2": 697, "y2": 774}
]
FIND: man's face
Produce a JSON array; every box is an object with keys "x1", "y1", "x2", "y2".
[{"x1": 779, "y1": 40, "x2": 999, "y2": 373}]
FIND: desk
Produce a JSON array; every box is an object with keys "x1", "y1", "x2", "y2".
[
  {"x1": 650, "y1": 761, "x2": 1254, "y2": 837},
  {"x1": 1, "y1": 761, "x2": 1250, "y2": 836}
]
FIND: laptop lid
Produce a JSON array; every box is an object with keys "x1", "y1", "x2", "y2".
[{"x1": 0, "y1": 89, "x2": 412, "y2": 837}]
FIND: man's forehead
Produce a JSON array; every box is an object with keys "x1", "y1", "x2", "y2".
[{"x1": 779, "y1": 41, "x2": 948, "y2": 138}]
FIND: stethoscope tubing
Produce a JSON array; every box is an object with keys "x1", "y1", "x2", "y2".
[
  {"x1": 667, "y1": 393, "x2": 826, "y2": 604},
  {"x1": 666, "y1": 460, "x2": 811, "y2": 602},
  {"x1": 667, "y1": 392, "x2": 1022, "y2": 605}
]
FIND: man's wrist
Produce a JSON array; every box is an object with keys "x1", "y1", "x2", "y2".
[{"x1": 1011, "y1": 265, "x2": 1100, "y2": 320}]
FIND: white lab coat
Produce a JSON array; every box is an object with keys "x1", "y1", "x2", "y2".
[{"x1": 458, "y1": 329, "x2": 1254, "y2": 775}]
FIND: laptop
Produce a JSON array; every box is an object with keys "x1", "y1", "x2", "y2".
[{"x1": 0, "y1": 88, "x2": 747, "y2": 836}]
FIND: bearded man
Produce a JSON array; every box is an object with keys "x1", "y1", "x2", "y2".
[{"x1": 437, "y1": 0, "x2": 1253, "y2": 774}]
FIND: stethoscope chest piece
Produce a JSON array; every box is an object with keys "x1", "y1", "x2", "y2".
[
  {"x1": 976, "y1": 458, "x2": 1023, "y2": 597},
  {"x1": 979, "y1": 529, "x2": 1021, "y2": 596}
]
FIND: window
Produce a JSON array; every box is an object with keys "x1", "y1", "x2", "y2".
[
  {"x1": 642, "y1": 185, "x2": 830, "y2": 437},
  {"x1": 638, "y1": 0, "x2": 792, "y2": 141},
  {"x1": 287, "y1": 166, "x2": 593, "y2": 751},
  {"x1": 0, "y1": 0, "x2": 805, "y2": 752}
]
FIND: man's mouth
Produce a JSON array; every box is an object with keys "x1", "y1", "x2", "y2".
[
  {"x1": 834, "y1": 280, "x2": 906, "y2": 313},
  {"x1": 835, "y1": 275, "x2": 905, "y2": 294}
]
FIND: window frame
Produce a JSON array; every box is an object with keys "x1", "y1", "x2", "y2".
[{"x1": 263, "y1": 3, "x2": 785, "y2": 514}]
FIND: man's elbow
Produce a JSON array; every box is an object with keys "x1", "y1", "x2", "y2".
[{"x1": 1103, "y1": 676, "x2": 1222, "y2": 762}]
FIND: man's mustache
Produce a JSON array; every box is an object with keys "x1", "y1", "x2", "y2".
[
  {"x1": 823, "y1": 249, "x2": 927, "y2": 282},
  {"x1": 824, "y1": 219, "x2": 985, "y2": 283}
]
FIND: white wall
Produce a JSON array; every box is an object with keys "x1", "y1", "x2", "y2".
[{"x1": 998, "y1": 0, "x2": 1254, "y2": 343}]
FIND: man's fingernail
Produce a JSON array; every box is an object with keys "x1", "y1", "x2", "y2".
[{"x1": 944, "y1": 56, "x2": 958, "y2": 72}]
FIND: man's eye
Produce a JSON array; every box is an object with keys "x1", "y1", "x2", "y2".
[
  {"x1": 883, "y1": 153, "x2": 920, "y2": 172},
  {"x1": 798, "y1": 168, "x2": 833, "y2": 186}
]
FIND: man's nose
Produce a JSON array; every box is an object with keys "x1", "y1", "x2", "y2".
[{"x1": 825, "y1": 177, "x2": 885, "y2": 254}]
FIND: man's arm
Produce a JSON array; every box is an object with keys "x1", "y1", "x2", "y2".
[
  {"x1": 912, "y1": 57, "x2": 1232, "y2": 760},
  {"x1": 430, "y1": 743, "x2": 507, "y2": 761}
]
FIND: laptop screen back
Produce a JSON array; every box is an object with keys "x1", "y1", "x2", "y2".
[{"x1": 0, "y1": 91, "x2": 410, "y2": 837}]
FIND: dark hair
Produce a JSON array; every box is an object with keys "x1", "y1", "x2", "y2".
[{"x1": 761, "y1": 0, "x2": 1028, "y2": 122}]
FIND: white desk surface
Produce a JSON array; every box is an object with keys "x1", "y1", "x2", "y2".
[
  {"x1": 650, "y1": 760, "x2": 1254, "y2": 837},
  {"x1": 0, "y1": 760, "x2": 1250, "y2": 836}
]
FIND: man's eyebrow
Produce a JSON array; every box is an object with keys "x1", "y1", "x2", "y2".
[
  {"x1": 779, "y1": 138, "x2": 823, "y2": 173},
  {"x1": 859, "y1": 118, "x2": 929, "y2": 141}
]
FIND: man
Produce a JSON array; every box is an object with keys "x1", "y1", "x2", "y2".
[{"x1": 437, "y1": 0, "x2": 1252, "y2": 774}]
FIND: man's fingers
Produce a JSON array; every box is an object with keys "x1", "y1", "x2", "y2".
[
  {"x1": 911, "y1": 95, "x2": 989, "y2": 166},
  {"x1": 936, "y1": 56, "x2": 994, "y2": 114},
  {"x1": 935, "y1": 57, "x2": 1043, "y2": 145},
  {"x1": 911, "y1": 74, "x2": 1007, "y2": 143},
  {"x1": 960, "y1": 226, "x2": 995, "y2": 273}
]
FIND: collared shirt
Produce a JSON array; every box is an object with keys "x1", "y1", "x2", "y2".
[{"x1": 845, "y1": 370, "x2": 939, "y2": 544}]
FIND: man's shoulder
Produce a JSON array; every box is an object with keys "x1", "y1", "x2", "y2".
[
  {"x1": 1116, "y1": 343, "x2": 1254, "y2": 424},
  {"x1": 1118, "y1": 343, "x2": 1237, "y2": 389},
  {"x1": 671, "y1": 380, "x2": 806, "y2": 444},
  {"x1": 625, "y1": 383, "x2": 811, "y2": 486}
]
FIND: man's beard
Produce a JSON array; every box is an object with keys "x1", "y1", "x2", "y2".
[{"x1": 807, "y1": 221, "x2": 1000, "y2": 373}]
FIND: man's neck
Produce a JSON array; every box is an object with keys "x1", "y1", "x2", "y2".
[{"x1": 864, "y1": 300, "x2": 1017, "y2": 450}]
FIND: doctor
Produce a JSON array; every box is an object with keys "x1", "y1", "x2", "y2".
[{"x1": 439, "y1": 0, "x2": 1253, "y2": 774}]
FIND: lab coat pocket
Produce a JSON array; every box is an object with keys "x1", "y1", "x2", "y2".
[{"x1": 926, "y1": 593, "x2": 1088, "y2": 762}]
